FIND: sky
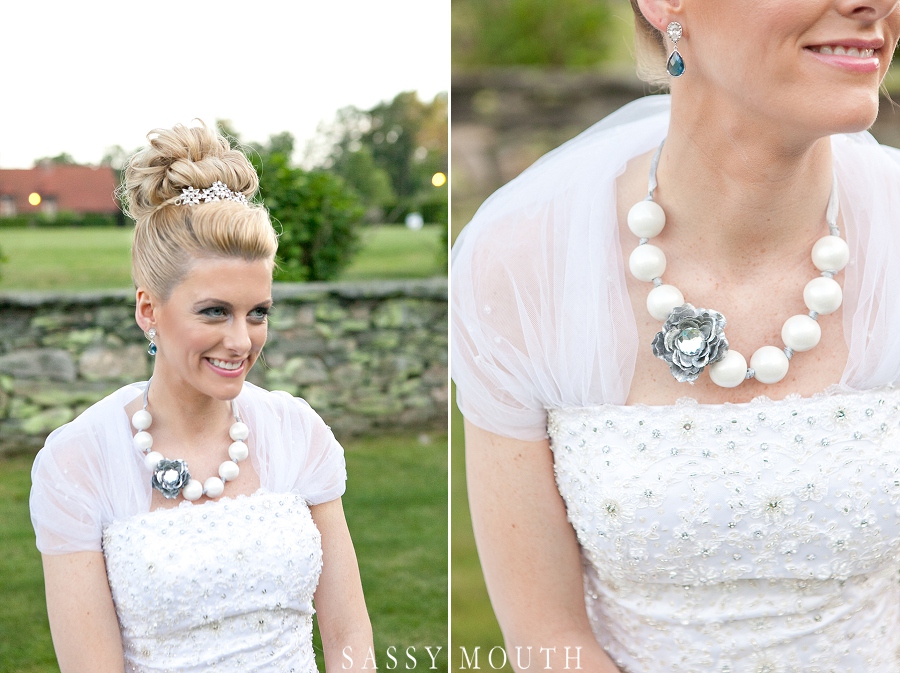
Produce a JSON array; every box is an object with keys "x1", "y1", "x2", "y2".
[{"x1": 0, "y1": 0, "x2": 449, "y2": 169}]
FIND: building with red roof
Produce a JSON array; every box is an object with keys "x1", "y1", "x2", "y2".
[{"x1": 0, "y1": 164, "x2": 119, "y2": 218}]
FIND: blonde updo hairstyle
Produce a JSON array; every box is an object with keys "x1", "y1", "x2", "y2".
[
  {"x1": 123, "y1": 122, "x2": 278, "y2": 300},
  {"x1": 629, "y1": 0, "x2": 670, "y2": 87}
]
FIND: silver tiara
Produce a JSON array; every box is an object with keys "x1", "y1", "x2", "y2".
[{"x1": 176, "y1": 181, "x2": 248, "y2": 206}]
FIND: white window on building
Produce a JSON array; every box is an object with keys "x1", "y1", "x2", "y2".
[
  {"x1": 41, "y1": 196, "x2": 58, "y2": 218},
  {"x1": 0, "y1": 195, "x2": 15, "y2": 217}
]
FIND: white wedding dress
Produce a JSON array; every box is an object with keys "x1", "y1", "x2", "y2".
[
  {"x1": 451, "y1": 95, "x2": 900, "y2": 672},
  {"x1": 31, "y1": 382, "x2": 346, "y2": 672},
  {"x1": 102, "y1": 491, "x2": 321, "y2": 672},
  {"x1": 550, "y1": 390, "x2": 900, "y2": 672}
]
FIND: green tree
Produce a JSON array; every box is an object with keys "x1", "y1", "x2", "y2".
[
  {"x1": 312, "y1": 92, "x2": 448, "y2": 225},
  {"x1": 331, "y1": 142, "x2": 396, "y2": 219},
  {"x1": 453, "y1": 0, "x2": 614, "y2": 67},
  {"x1": 247, "y1": 131, "x2": 364, "y2": 282},
  {"x1": 33, "y1": 152, "x2": 78, "y2": 166}
]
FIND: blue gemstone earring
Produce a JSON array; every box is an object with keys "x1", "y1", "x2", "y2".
[
  {"x1": 666, "y1": 22, "x2": 685, "y2": 77},
  {"x1": 147, "y1": 328, "x2": 158, "y2": 356}
]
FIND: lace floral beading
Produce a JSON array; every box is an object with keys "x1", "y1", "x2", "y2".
[
  {"x1": 549, "y1": 388, "x2": 900, "y2": 673},
  {"x1": 102, "y1": 490, "x2": 321, "y2": 673}
]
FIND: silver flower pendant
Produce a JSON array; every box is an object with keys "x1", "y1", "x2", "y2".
[
  {"x1": 651, "y1": 303, "x2": 729, "y2": 383},
  {"x1": 150, "y1": 458, "x2": 192, "y2": 499}
]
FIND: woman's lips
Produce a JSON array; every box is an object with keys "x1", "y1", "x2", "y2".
[
  {"x1": 805, "y1": 45, "x2": 880, "y2": 73},
  {"x1": 205, "y1": 357, "x2": 246, "y2": 377},
  {"x1": 808, "y1": 45, "x2": 875, "y2": 58}
]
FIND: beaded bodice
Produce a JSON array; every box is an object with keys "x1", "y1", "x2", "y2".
[
  {"x1": 102, "y1": 490, "x2": 321, "y2": 673},
  {"x1": 548, "y1": 388, "x2": 900, "y2": 673}
]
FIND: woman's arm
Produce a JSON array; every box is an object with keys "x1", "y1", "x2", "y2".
[
  {"x1": 42, "y1": 552, "x2": 125, "y2": 673},
  {"x1": 465, "y1": 420, "x2": 620, "y2": 673},
  {"x1": 310, "y1": 497, "x2": 374, "y2": 673}
]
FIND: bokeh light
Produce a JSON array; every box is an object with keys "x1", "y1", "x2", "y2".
[
  {"x1": 28, "y1": 192, "x2": 41, "y2": 206},
  {"x1": 431, "y1": 172, "x2": 447, "y2": 187}
]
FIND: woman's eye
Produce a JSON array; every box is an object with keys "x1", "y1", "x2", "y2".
[
  {"x1": 202, "y1": 307, "x2": 227, "y2": 318},
  {"x1": 250, "y1": 307, "x2": 270, "y2": 320}
]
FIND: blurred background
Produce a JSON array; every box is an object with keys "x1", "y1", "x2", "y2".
[
  {"x1": 0, "y1": 1, "x2": 448, "y2": 671},
  {"x1": 450, "y1": 0, "x2": 900, "y2": 668}
]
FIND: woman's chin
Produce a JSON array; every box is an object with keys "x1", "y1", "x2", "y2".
[
  {"x1": 199, "y1": 362, "x2": 251, "y2": 400},
  {"x1": 804, "y1": 86, "x2": 881, "y2": 136}
]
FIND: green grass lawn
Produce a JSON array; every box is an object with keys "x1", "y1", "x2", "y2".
[
  {"x1": 339, "y1": 224, "x2": 445, "y2": 281},
  {"x1": 0, "y1": 227, "x2": 135, "y2": 291},
  {"x1": 0, "y1": 224, "x2": 446, "y2": 291},
  {"x1": 0, "y1": 431, "x2": 448, "y2": 673}
]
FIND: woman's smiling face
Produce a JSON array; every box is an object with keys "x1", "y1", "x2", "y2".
[
  {"x1": 140, "y1": 256, "x2": 273, "y2": 401},
  {"x1": 671, "y1": 0, "x2": 900, "y2": 137}
]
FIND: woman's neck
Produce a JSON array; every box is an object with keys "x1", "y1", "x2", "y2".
[
  {"x1": 145, "y1": 369, "x2": 234, "y2": 439},
  {"x1": 654, "y1": 94, "x2": 835, "y2": 271}
]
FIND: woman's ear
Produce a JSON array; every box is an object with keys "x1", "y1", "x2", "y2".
[
  {"x1": 636, "y1": 0, "x2": 684, "y2": 33},
  {"x1": 135, "y1": 288, "x2": 157, "y2": 334}
]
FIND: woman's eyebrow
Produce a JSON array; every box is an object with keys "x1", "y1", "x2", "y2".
[{"x1": 193, "y1": 298, "x2": 234, "y2": 309}]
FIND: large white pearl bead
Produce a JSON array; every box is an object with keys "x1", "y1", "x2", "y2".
[
  {"x1": 204, "y1": 477, "x2": 225, "y2": 498},
  {"x1": 781, "y1": 314, "x2": 821, "y2": 352},
  {"x1": 750, "y1": 346, "x2": 790, "y2": 384},
  {"x1": 629, "y1": 244, "x2": 666, "y2": 282},
  {"x1": 219, "y1": 460, "x2": 240, "y2": 482},
  {"x1": 708, "y1": 350, "x2": 748, "y2": 388},
  {"x1": 811, "y1": 235, "x2": 850, "y2": 272},
  {"x1": 228, "y1": 441, "x2": 249, "y2": 462},
  {"x1": 182, "y1": 479, "x2": 203, "y2": 501},
  {"x1": 134, "y1": 431, "x2": 153, "y2": 451},
  {"x1": 646, "y1": 284, "x2": 685, "y2": 321},
  {"x1": 144, "y1": 451, "x2": 163, "y2": 470},
  {"x1": 229, "y1": 422, "x2": 250, "y2": 441},
  {"x1": 131, "y1": 409, "x2": 152, "y2": 431},
  {"x1": 627, "y1": 200, "x2": 666, "y2": 238},
  {"x1": 803, "y1": 277, "x2": 842, "y2": 315}
]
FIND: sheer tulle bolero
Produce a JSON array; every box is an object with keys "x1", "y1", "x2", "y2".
[
  {"x1": 30, "y1": 381, "x2": 347, "y2": 554},
  {"x1": 451, "y1": 95, "x2": 900, "y2": 442}
]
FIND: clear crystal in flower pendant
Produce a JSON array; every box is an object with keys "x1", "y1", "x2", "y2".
[{"x1": 676, "y1": 328, "x2": 704, "y2": 357}]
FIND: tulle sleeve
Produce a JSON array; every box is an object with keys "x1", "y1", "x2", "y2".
[
  {"x1": 30, "y1": 384, "x2": 149, "y2": 555},
  {"x1": 246, "y1": 386, "x2": 346, "y2": 504},
  {"x1": 451, "y1": 211, "x2": 562, "y2": 441},
  {"x1": 833, "y1": 133, "x2": 900, "y2": 389},
  {"x1": 31, "y1": 428, "x2": 106, "y2": 553},
  {"x1": 451, "y1": 97, "x2": 671, "y2": 441}
]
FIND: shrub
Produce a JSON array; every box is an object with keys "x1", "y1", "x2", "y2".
[
  {"x1": 255, "y1": 153, "x2": 365, "y2": 282},
  {"x1": 0, "y1": 211, "x2": 128, "y2": 228}
]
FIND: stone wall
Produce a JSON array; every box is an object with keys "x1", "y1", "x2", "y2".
[
  {"x1": 452, "y1": 68, "x2": 900, "y2": 234},
  {"x1": 0, "y1": 279, "x2": 447, "y2": 454}
]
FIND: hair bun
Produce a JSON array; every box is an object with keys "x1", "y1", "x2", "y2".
[{"x1": 123, "y1": 121, "x2": 259, "y2": 222}]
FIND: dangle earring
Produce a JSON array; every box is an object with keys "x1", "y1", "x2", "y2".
[
  {"x1": 147, "y1": 328, "x2": 158, "y2": 356},
  {"x1": 666, "y1": 22, "x2": 685, "y2": 77}
]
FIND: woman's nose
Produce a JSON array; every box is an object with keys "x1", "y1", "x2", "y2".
[
  {"x1": 224, "y1": 319, "x2": 253, "y2": 355},
  {"x1": 836, "y1": 0, "x2": 900, "y2": 22}
]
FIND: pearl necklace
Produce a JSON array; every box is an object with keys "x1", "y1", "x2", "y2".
[
  {"x1": 131, "y1": 379, "x2": 250, "y2": 500},
  {"x1": 628, "y1": 140, "x2": 848, "y2": 388}
]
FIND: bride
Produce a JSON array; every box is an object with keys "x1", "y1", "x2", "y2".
[
  {"x1": 30, "y1": 122, "x2": 372, "y2": 672},
  {"x1": 452, "y1": 0, "x2": 900, "y2": 671}
]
